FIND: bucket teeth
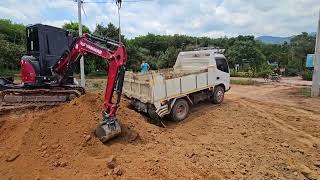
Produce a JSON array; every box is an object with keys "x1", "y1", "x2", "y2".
[{"x1": 95, "y1": 118, "x2": 121, "y2": 143}]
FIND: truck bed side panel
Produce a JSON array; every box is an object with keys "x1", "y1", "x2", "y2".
[
  {"x1": 196, "y1": 73, "x2": 208, "y2": 89},
  {"x1": 153, "y1": 75, "x2": 166, "y2": 102},
  {"x1": 165, "y1": 78, "x2": 181, "y2": 97},
  {"x1": 123, "y1": 79, "x2": 151, "y2": 103},
  {"x1": 181, "y1": 75, "x2": 197, "y2": 93}
]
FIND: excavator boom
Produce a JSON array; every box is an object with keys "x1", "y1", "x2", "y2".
[{"x1": 52, "y1": 33, "x2": 127, "y2": 142}]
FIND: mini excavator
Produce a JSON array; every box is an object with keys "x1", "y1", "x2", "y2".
[{"x1": 0, "y1": 24, "x2": 127, "y2": 142}]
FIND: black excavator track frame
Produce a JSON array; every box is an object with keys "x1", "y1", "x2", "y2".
[{"x1": 0, "y1": 85, "x2": 85, "y2": 113}]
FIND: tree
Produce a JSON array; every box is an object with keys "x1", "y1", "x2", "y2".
[
  {"x1": 0, "y1": 38, "x2": 25, "y2": 73},
  {"x1": 158, "y1": 47, "x2": 181, "y2": 69},
  {"x1": 94, "y1": 23, "x2": 123, "y2": 42},
  {"x1": 0, "y1": 20, "x2": 26, "y2": 75},
  {"x1": 0, "y1": 19, "x2": 25, "y2": 45},
  {"x1": 62, "y1": 22, "x2": 91, "y2": 37},
  {"x1": 0, "y1": 18, "x2": 316, "y2": 77},
  {"x1": 226, "y1": 36, "x2": 266, "y2": 76},
  {"x1": 289, "y1": 32, "x2": 316, "y2": 73}
]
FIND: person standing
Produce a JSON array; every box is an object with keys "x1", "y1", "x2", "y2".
[{"x1": 140, "y1": 61, "x2": 150, "y2": 74}]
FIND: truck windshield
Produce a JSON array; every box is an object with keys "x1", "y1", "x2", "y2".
[{"x1": 26, "y1": 27, "x2": 39, "y2": 52}]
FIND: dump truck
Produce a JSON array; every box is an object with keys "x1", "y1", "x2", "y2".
[{"x1": 123, "y1": 48, "x2": 230, "y2": 124}]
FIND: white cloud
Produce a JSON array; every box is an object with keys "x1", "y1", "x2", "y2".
[
  {"x1": 0, "y1": 0, "x2": 319, "y2": 38},
  {"x1": 42, "y1": 19, "x2": 69, "y2": 28},
  {"x1": 0, "y1": 6, "x2": 26, "y2": 20}
]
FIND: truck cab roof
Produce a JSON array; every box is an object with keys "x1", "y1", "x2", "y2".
[{"x1": 174, "y1": 49, "x2": 226, "y2": 71}]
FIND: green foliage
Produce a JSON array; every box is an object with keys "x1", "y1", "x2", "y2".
[
  {"x1": 226, "y1": 36, "x2": 266, "y2": 76},
  {"x1": 231, "y1": 79, "x2": 257, "y2": 85},
  {"x1": 94, "y1": 23, "x2": 123, "y2": 42},
  {"x1": 0, "y1": 18, "x2": 316, "y2": 78},
  {"x1": 93, "y1": 82, "x2": 102, "y2": 89},
  {"x1": 0, "y1": 19, "x2": 25, "y2": 45},
  {"x1": 158, "y1": 47, "x2": 181, "y2": 68},
  {"x1": 0, "y1": 69, "x2": 19, "y2": 76},
  {"x1": 0, "y1": 38, "x2": 25, "y2": 73},
  {"x1": 62, "y1": 22, "x2": 91, "y2": 37},
  {"x1": 290, "y1": 32, "x2": 315, "y2": 73},
  {"x1": 255, "y1": 63, "x2": 273, "y2": 78},
  {"x1": 0, "y1": 19, "x2": 26, "y2": 74},
  {"x1": 297, "y1": 87, "x2": 311, "y2": 97},
  {"x1": 230, "y1": 71, "x2": 253, "y2": 78},
  {"x1": 301, "y1": 69, "x2": 313, "y2": 81}
]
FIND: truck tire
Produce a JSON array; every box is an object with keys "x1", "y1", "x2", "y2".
[
  {"x1": 170, "y1": 99, "x2": 189, "y2": 122},
  {"x1": 212, "y1": 86, "x2": 224, "y2": 104}
]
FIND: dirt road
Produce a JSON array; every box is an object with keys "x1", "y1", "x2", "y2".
[
  {"x1": 0, "y1": 84, "x2": 319, "y2": 179},
  {"x1": 231, "y1": 76, "x2": 312, "y2": 86}
]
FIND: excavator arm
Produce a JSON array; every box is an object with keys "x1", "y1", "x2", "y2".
[{"x1": 53, "y1": 33, "x2": 127, "y2": 142}]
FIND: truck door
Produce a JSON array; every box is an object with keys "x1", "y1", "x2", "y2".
[{"x1": 215, "y1": 57, "x2": 230, "y2": 90}]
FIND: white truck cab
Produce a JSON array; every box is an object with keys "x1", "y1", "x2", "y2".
[{"x1": 123, "y1": 48, "x2": 230, "y2": 124}]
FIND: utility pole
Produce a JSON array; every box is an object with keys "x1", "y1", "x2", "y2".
[
  {"x1": 312, "y1": 10, "x2": 320, "y2": 97},
  {"x1": 116, "y1": 0, "x2": 122, "y2": 43},
  {"x1": 117, "y1": 6, "x2": 121, "y2": 43},
  {"x1": 78, "y1": 0, "x2": 85, "y2": 87}
]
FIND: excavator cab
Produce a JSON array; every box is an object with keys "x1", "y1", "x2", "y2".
[{"x1": 22, "y1": 24, "x2": 74, "y2": 85}]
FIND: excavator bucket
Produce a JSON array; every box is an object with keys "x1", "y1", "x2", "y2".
[{"x1": 95, "y1": 117, "x2": 121, "y2": 143}]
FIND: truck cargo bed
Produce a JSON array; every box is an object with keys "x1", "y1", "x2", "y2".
[
  {"x1": 123, "y1": 49, "x2": 230, "y2": 119},
  {"x1": 123, "y1": 68, "x2": 215, "y2": 104}
]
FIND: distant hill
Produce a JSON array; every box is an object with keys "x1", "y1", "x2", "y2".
[
  {"x1": 256, "y1": 36, "x2": 291, "y2": 44},
  {"x1": 256, "y1": 32, "x2": 316, "y2": 44}
]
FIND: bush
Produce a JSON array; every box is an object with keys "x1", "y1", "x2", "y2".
[
  {"x1": 231, "y1": 79, "x2": 257, "y2": 85},
  {"x1": 256, "y1": 69, "x2": 273, "y2": 78},
  {"x1": 0, "y1": 69, "x2": 19, "y2": 76},
  {"x1": 297, "y1": 87, "x2": 311, "y2": 97},
  {"x1": 301, "y1": 69, "x2": 313, "y2": 81},
  {"x1": 230, "y1": 70, "x2": 253, "y2": 77},
  {"x1": 256, "y1": 63, "x2": 273, "y2": 78}
]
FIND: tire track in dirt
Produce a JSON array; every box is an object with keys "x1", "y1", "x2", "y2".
[
  {"x1": 1, "y1": 86, "x2": 320, "y2": 179},
  {"x1": 229, "y1": 95, "x2": 320, "y2": 179},
  {"x1": 237, "y1": 97, "x2": 320, "y2": 147}
]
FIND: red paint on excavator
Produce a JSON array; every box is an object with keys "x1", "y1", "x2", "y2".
[{"x1": 21, "y1": 59, "x2": 36, "y2": 84}]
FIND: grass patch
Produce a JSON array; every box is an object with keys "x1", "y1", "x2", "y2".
[
  {"x1": 92, "y1": 82, "x2": 102, "y2": 89},
  {"x1": 297, "y1": 87, "x2": 311, "y2": 97},
  {"x1": 0, "y1": 69, "x2": 19, "y2": 76},
  {"x1": 231, "y1": 79, "x2": 257, "y2": 85}
]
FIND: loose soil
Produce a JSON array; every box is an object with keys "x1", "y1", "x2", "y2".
[{"x1": 0, "y1": 84, "x2": 320, "y2": 179}]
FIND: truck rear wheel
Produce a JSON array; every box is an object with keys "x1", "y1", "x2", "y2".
[
  {"x1": 211, "y1": 86, "x2": 224, "y2": 104},
  {"x1": 170, "y1": 99, "x2": 189, "y2": 122}
]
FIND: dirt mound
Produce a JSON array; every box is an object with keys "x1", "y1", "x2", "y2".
[
  {"x1": 0, "y1": 92, "x2": 160, "y2": 179},
  {"x1": 1, "y1": 85, "x2": 320, "y2": 179}
]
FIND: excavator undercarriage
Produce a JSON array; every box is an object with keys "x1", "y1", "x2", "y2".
[{"x1": 0, "y1": 85, "x2": 85, "y2": 108}]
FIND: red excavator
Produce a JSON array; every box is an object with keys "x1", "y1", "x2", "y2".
[{"x1": 0, "y1": 24, "x2": 127, "y2": 143}]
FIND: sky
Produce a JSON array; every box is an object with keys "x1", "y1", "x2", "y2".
[{"x1": 0, "y1": 0, "x2": 319, "y2": 38}]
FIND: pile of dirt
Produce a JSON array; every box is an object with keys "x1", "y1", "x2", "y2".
[
  {"x1": 0, "y1": 92, "x2": 161, "y2": 179},
  {"x1": 0, "y1": 85, "x2": 320, "y2": 179}
]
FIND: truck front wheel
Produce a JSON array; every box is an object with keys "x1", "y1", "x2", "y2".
[
  {"x1": 170, "y1": 99, "x2": 189, "y2": 122},
  {"x1": 211, "y1": 86, "x2": 225, "y2": 104}
]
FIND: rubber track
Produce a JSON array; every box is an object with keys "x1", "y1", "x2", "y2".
[{"x1": 0, "y1": 86, "x2": 85, "y2": 112}]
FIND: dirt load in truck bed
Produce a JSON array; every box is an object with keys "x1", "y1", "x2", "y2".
[
  {"x1": 126, "y1": 68, "x2": 208, "y2": 81},
  {"x1": 0, "y1": 84, "x2": 320, "y2": 179}
]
